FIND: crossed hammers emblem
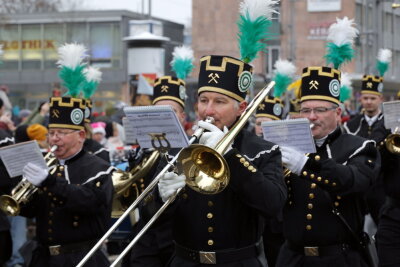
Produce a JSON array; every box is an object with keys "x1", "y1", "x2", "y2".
[
  {"x1": 366, "y1": 82, "x2": 373, "y2": 89},
  {"x1": 208, "y1": 73, "x2": 220, "y2": 84},
  {"x1": 258, "y1": 104, "x2": 265, "y2": 110},
  {"x1": 52, "y1": 109, "x2": 60, "y2": 118},
  {"x1": 161, "y1": 85, "x2": 169, "y2": 93},
  {"x1": 309, "y1": 80, "x2": 319, "y2": 90}
]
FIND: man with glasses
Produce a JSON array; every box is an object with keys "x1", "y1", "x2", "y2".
[
  {"x1": 18, "y1": 96, "x2": 115, "y2": 267},
  {"x1": 276, "y1": 66, "x2": 381, "y2": 267}
]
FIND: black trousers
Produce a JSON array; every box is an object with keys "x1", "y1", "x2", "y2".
[
  {"x1": 0, "y1": 230, "x2": 12, "y2": 265},
  {"x1": 376, "y1": 204, "x2": 400, "y2": 267}
]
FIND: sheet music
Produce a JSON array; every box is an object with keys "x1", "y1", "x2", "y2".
[
  {"x1": 123, "y1": 105, "x2": 189, "y2": 149},
  {"x1": 261, "y1": 118, "x2": 316, "y2": 153},
  {"x1": 0, "y1": 141, "x2": 47, "y2": 178},
  {"x1": 382, "y1": 100, "x2": 400, "y2": 131}
]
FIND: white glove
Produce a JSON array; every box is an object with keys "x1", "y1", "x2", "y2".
[
  {"x1": 280, "y1": 146, "x2": 308, "y2": 176},
  {"x1": 198, "y1": 120, "x2": 231, "y2": 153},
  {"x1": 23, "y1": 162, "x2": 49, "y2": 186},
  {"x1": 158, "y1": 172, "x2": 186, "y2": 202}
]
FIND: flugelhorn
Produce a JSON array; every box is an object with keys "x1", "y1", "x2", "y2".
[
  {"x1": 0, "y1": 145, "x2": 58, "y2": 216},
  {"x1": 385, "y1": 127, "x2": 400, "y2": 154}
]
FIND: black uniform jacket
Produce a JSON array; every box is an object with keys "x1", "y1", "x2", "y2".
[
  {"x1": 84, "y1": 138, "x2": 110, "y2": 163},
  {"x1": 283, "y1": 127, "x2": 380, "y2": 246},
  {"x1": 148, "y1": 129, "x2": 287, "y2": 251},
  {"x1": 343, "y1": 113, "x2": 389, "y2": 143},
  {"x1": 20, "y1": 149, "x2": 115, "y2": 246}
]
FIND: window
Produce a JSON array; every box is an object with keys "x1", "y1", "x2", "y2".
[
  {"x1": 44, "y1": 24, "x2": 65, "y2": 69},
  {"x1": 21, "y1": 24, "x2": 42, "y2": 69},
  {"x1": 0, "y1": 25, "x2": 20, "y2": 70}
]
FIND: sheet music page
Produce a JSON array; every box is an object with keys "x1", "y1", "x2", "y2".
[
  {"x1": 123, "y1": 105, "x2": 189, "y2": 149},
  {"x1": 382, "y1": 101, "x2": 400, "y2": 131},
  {"x1": 261, "y1": 118, "x2": 316, "y2": 153},
  {"x1": 0, "y1": 140, "x2": 47, "y2": 178}
]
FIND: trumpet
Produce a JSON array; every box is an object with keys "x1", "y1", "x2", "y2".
[
  {"x1": 77, "y1": 81, "x2": 276, "y2": 267},
  {"x1": 0, "y1": 145, "x2": 58, "y2": 216}
]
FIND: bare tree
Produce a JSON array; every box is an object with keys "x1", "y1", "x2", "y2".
[{"x1": 0, "y1": 0, "x2": 84, "y2": 14}]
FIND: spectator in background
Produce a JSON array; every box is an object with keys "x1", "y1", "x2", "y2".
[
  {"x1": 91, "y1": 122, "x2": 107, "y2": 146},
  {"x1": 0, "y1": 98, "x2": 16, "y2": 135},
  {"x1": 0, "y1": 85, "x2": 13, "y2": 114},
  {"x1": 21, "y1": 102, "x2": 49, "y2": 127}
]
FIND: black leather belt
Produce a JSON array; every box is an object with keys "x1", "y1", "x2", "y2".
[
  {"x1": 47, "y1": 240, "x2": 96, "y2": 256},
  {"x1": 287, "y1": 241, "x2": 350, "y2": 257},
  {"x1": 387, "y1": 197, "x2": 400, "y2": 209},
  {"x1": 174, "y1": 242, "x2": 260, "y2": 264}
]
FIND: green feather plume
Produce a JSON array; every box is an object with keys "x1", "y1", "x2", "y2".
[
  {"x1": 274, "y1": 73, "x2": 292, "y2": 98},
  {"x1": 170, "y1": 46, "x2": 194, "y2": 80},
  {"x1": 376, "y1": 49, "x2": 392, "y2": 76},
  {"x1": 82, "y1": 66, "x2": 102, "y2": 99},
  {"x1": 59, "y1": 65, "x2": 85, "y2": 98},
  {"x1": 237, "y1": 13, "x2": 271, "y2": 63},
  {"x1": 325, "y1": 43, "x2": 355, "y2": 69},
  {"x1": 339, "y1": 72, "x2": 353, "y2": 102},
  {"x1": 272, "y1": 59, "x2": 296, "y2": 98}
]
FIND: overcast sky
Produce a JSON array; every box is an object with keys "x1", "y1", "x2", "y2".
[{"x1": 80, "y1": 0, "x2": 192, "y2": 25}]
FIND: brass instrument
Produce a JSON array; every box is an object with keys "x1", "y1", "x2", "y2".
[
  {"x1": 111, "y1": 149, "x2": 160, "y2": 218},
  {"x1": 77, "y1": 81, "x2": 276, "y2": 267},
  {"x1": 385, "y1": 132, "x2": 400, "y2": 154},
  {"x1": 0, "y1": 145, "x2": 58, "y2": 216},
  {"x1": 392, "y1": 3, "x2": 400, "y2": 8}
]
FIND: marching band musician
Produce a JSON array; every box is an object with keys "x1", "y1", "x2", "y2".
[
  {"x1": 144, "y1": 55, "x2": 287, "y2": 266},
  {"x1": 18, "y1": 96, "x2": 115, "y2": 267},
  {"x1": 276, "y1": 66, "x2": 381, "y2": 267},
  {"x1": 343, "y1": 75, "x2": 389, "y2": 225},
  {"x1": 128, "y1": 75, "x2": 188, "y2": 267}
]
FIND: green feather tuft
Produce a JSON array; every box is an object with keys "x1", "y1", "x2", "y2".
[
  {"x1": 82, "y1": 81, "x2": 98, "y2": 99},
  {"x1": 376, "y1": 61, "x2": 389, "y2": 77},
  {"x1": 273, "y1": 73, "x2": 292, "y2": 98},
  {"x1": 237, "y1": 12, "x2": 271, "y2": 63},
  {"x1": 340, "y1": 85, "x2": 352, "y2": 102},
  {"x1": 171, "y1": 58, "x2": 194, "y2": 80},
  {"x1": 325, "y1": 43, "x2": 354, "y2": 69},
  {"x1": 58, "y1": 65, "x2": 86, "y2": 98}
]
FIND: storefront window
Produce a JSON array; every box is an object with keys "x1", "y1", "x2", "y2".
[
  {"x1": 21, "y1": 24, "x2": 42, "y2": 69},
  {"x1": 44, "y1": 24, "x2": 65, "y2": 69},
  {"x1": 90, "y1": 23, "x2": 113, "y2": 68},
  {"x1": 0, "y1": 25, "x2": 20, "y2": 70}
]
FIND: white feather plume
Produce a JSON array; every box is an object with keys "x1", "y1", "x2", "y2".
[
  {"x1": 273, "y1": 59, "x2": 296, "y2": 78},
  {"x1": 172, "y1": 45, "x2": 194, "y2": 61},
  {"x1": 341, "y1": 72, "x2": 353, "y2": 89},
  {"x1": 327, "y1": 17, "x2": 359, "y2": 46},
  {"x1": 83, "y1": 66, "x2": 102, "y2": 83},
  {"x1": 377, "y1": 48, "x2": 392, "y2": 63},
  {"x1": 239, "y1": 0, "x2": 279, "y2": 21},
  {"x1": 56, "y1": 43, "x2": 88, "y2": 69}
]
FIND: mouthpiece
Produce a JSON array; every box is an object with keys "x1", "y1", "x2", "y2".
[{"x1": 50, "y1": 145, "x2": 58, "y2": 153}]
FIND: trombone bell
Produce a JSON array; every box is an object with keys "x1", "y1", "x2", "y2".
[
  {"x1": 0, "y1": 195, "x2": 20, "y2": 216},
  {"x1": 177, "y1": 144, "x2": 229, "y2": 194},
  {"x1": 385, "y1": 134, "x2": 400, "y2": 154}
]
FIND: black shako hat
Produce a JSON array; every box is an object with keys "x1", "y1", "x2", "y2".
[
  {"x1": 49, "y1": 97, "x2": 86, "y2": 130},
  {"x1": 152, "y1": 76, "x2": 186, "y2": 108},
  {"x1": 197, "y1": 55, "x2": 253, "y2": 102},
  {"x1": 300, "y1": 66, "x2": 341, "y2": 105},
  {"x1": 256, "y1": 96, "x2": 283, "y2": 120},
  {"x1": 361, "y1": 75, "x2": 384, "y2": 96}
]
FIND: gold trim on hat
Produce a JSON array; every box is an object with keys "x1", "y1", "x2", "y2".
[
  {"x1": 154, "y1": 76, "x2": 185, "y2": 87},
  {"x1": 300, "y1": 95, "x2": 340, "y2": 104},
  {"x1": 200, "y1": 56, "x2": 252, "y2": 76},
  {"x1": 153, "y1": 96, "x2": 185, "y2": 108},
  {"x1": 48, "y1": 123, "x2": 84, "y2": 130},
  {"x1": 255, "y1": 113, "x2": 280, "y2": 120},
  {"x1": 361, "y1": 90, "x2": 382, "y2": 96},
  {"x1": 302, "y1": 67, "x2": 341, "y2": 79},
  {"x1": 50, "y1": 97, "x2": 86, "y2": 109},
  {"x1": 362, "y1": 75, "x2": 383, "y2": 83},
  {"x1": 198, "y1": 86, "x2": 244, "y2": 102}
]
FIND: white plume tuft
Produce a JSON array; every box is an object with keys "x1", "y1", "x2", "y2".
[
  {"x1": 341, "y1": 72, "x2": 353, "y2": 89},
  {"x1": 83, "y1": 66, "x2": 102, "y2": 83},
  {"x1": 172, "y1": 45, "x2": 194, "y2": 61},
  {"x1": 377, "y1": 49, "x2": 392, "y2": 63},
  {"x1": 56, "y1": 43, "x2": 88, "y2": 69},
  {"x1": 239, "y1": 0, "x2": 279, "y2": 21},
  {"x1": 327, "y1": 17, "x2": 359, "y2": 46},
  {"x1": 273, "y1": 59, "x2": 296, "y2": 78}
]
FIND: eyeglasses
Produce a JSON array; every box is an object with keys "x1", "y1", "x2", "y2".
[
  {"x1": 299, "y1": 107, "x2": 337, "y2": 115},
  {"x1": 47, "y1": 130, "x2": 78, "y2": 138}
]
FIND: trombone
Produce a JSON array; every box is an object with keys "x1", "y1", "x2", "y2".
[
  {"x1": 0, "y1": 145, "x2": 58, "y2": 216},
  {"x1": 77, "y1": 81, "x2": 276, "y2": 267}
]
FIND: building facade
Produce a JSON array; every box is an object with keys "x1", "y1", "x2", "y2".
[{"x1": 0, "y1": 10, "x2": 184, "y2": 111}]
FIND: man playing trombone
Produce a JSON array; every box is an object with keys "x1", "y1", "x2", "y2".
[{"x1": 146, "y1": 55, "x2": 287, "y2": 266}]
